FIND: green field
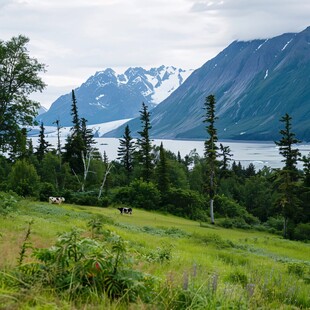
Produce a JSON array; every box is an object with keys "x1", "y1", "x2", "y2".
[{"x1": 0, "y1": 200, "x2": 309, "y2": 309}]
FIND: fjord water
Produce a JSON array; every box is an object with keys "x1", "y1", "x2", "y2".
[{"x1": 37, "y1": 138, "x2": 310, "y2": 170}]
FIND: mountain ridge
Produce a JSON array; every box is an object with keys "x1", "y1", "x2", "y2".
[
  {"x1": 105, "y1": 26, "x2": 310, "y2": 141},
  {"x1": 37, "y1": 66, "x2": 192, "y2": 126}
]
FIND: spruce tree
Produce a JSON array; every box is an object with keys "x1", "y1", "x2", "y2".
[
  {"x1": 275, "y1": 113, "x2": 302, "y2": 238},
  {"x1": 81, "y1": 117, "x2": 96, "y2": 152},
  {"x1": 156, "y1": 142, "x2": 170, "y2": 195},
  {"x1": 137, "y1": 102, "x2": 153, "y2": 182},
  {"x1": 204, "y1": 94, "x2": 219, "y2": 224},
  {"x1": 117, "y1": 124, "x2": 135, "y2": 183},
  {"x1": 63, "y1": 90, "x2": 85, "y2": 174},
  {"x1": 219, "y1": 143, "x2": 233, "y2": 178},
  {"x1": 36, "y1": 122, "x2": 51, "y2": 161},
  {"x1": 71, "y1": 89, "x2": 80, "y2": 134}
]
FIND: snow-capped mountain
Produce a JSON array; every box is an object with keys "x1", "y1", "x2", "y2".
[
  {"x1": 38, "y1": 66, "x2": 192, "y2": 126},
  {"x1": 107, "y1": 26, "x2": 310, "y2": 141}
]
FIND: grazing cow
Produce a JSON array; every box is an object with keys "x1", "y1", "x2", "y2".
[
  {"x1": 49, "y1": 196, "x2": 65, "y2": 205},
  {"x1": 117, "y1": 207, "x2": 132, "y2": 215}
]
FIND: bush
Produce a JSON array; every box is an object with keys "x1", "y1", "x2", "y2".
[
  {"x1": 215, "y1": 195, "x2": 260, "y2": 226},
  {"x1": 39, "y1": 182, "x2": 56, "y2": 202},
  {"x1": 7, "y1": 159, "x2": 40, "y2": 197},
  {"x1": 164, "y1": 187, "x2": 207, "y2": 220},
  {"x1": 112, "y1": 180, "x2": 161, "y2": 211},
  {"x1": 264, "y1": 216, "x2": 284, "y2": 233},
  {"x1": 0, "y1": 191, "x2": 19, "y2": 216},
  {"x1": 293, "y1": 223, "x2": 310, "y2": 241},
  {"x1": 17, "y1": 229, "x2": 157, "y2": 303},
  {"x1": 69, "y1": 191, "x2": 100, "y2": 206}
]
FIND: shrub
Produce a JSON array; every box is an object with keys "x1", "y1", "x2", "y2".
[
  {"x1": 226, "y1": 269, "x2": 248, "y2": 287},
  {"x1": 112, "y1": 180, "x2": 161, "y2": 211},
  {"x1": 69, "y1": 191, "x2": 100, "y2": 206},
  {"x1": 215, "y1": 195, "x2": 259, "y2": 226},
  {"x1": 264, "y1": 216, "x2": 284, "y2": 233},
  {"x1": 293, "y1": 223, "x2": 310, "y2": 241},
  {"x1": 39, "y1": 182, "x2": 56, "y2": 202},
  {"x1": 17, "y1": 229, "x2": 156, "y2": 303},
  {"x1": 0, "y1": 191, "x2": 19, "y2": 216},
  {"x1": 7, "y1": 159, "x2": 40, "y2": 197},
  {"x1": 164, "y1": 187, "x2": 207, "y2": 220}
]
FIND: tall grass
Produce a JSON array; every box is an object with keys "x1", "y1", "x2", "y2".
[{"x1": 0, "y1": 200, "x2": 309, "y2": 309}]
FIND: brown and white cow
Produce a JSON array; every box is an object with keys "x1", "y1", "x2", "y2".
[{"x1": 49, "y1": 196, "x2": 65, "y2": 205}]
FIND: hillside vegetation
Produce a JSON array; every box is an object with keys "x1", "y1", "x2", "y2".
[{"x1": 0, "y1": 198, "x2": 309, "y2": 309}]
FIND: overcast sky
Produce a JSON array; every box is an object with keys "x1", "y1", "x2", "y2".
[{"x1": 1, "y1": 0, "x2": 309, "y2": 108}]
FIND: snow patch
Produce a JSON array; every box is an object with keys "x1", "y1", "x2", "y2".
[
  {"x1": 29, "y1": 119, "x2": 132, "y2": 138},
  {"x1": 256, "y1": 39, "x2": 268, "y2": 51},
  {"x1": 96, "y1": 94, "x2": 105, "y2": 100},
  {"x1": 281, "y1": 39, "x2": 293, "y2": 51}
]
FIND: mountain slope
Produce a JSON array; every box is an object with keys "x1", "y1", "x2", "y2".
[
  {"x1": 106, "y1": 27, "x2": 310, "y2": 141},
  {"x1": 38, "y1": 66, "x2": 192, "y2": 126}
]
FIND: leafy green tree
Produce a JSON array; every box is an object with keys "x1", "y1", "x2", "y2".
[
  {"x1": 137, "y1": 102, "x2": 154, "y2": 182},
  {"x1": 204, "y1": 94, "x2": 219, "y2": 224},
  {"x1": 36, "y1": 122, "x2": 51, "y2": 161},
  {"x1": 8, "y1": 127, "x2": 28, "y2": 161},
  {"x1": 117, "y1": 125, "x2": 135, "y2": 183},
  {"x1": 275, "y1": 113, "x2": 302, "y2": 238},
  {"x1": 8, "y1": 159, "x2": 40, "y2": 197},
  {"x1": 0, "y1": 35, "x2": 46, "y2": 153}
]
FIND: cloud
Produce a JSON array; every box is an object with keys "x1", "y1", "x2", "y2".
[{"x1": 1, "y1": 0, "x2": 309, "y2": 107}]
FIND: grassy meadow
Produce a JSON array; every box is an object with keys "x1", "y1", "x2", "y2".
[{"x1": 0, "y1": 199, "x2": 309, "y2": 309}]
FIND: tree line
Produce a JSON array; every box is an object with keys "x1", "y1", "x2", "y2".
[{"x1": 0, "y1": 35, "x2": 309, "y2": 241}]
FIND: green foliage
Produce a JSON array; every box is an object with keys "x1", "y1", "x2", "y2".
[
  {"x1": 164, "y1": 187, "x2": 207, "y2": 221},
  {"x1": 38, "y1": 182, "x2": 56, "y2": 202},
  {"x1": 0, "y1": 35, "x2": 46, "y2": 153},
  {"x1": 226, "y1": 269, "x2": 248, "y2": 287},
  {"x1": 215, "y1": 194, "x2": 260, "y2": 226},
  {"x1": 136, "y1": 102, "x2": 154, "y2": 182},
  {"x1": 112, "y1": 179, "x2": 161, "y2": 210},
  {"x1": 293, "y1": 222, "x2": 310, "y2": 241},
  {"x1": 16, "y1": 229, "x2": 157, "y2": 303},
  {"x1": 69, "y1": 191, "x2": 100, "y2": 206},
  {"x1": 7, "y1": 159, "x2": 40, "y2": 197},
  {"x1": 0, "y1": 191, "x2": 19, "y2": 215}
]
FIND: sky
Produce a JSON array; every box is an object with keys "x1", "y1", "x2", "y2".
[{"x1": 1, "y1": 0, "x2": 309, "y2": 109}]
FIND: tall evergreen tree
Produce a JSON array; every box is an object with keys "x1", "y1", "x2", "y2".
[
  {"x1": 81, "y1": 117, "x2": 95, "y2": 152},
  {"x1": 117, "y1": 124, "x2": 135, "y2": 183},
  {"x1": 53, "y1": 119, "x2": 62, "y2": 159},
  {"x1": 36, "y1": 122, "x2": 51, "y2": 161},
  {"x1": 204, "y1": 94, "x2": 219, "y2": 224},
  {"x1": 218, "y1": 143, "x2": 233, "y2": 178},
  {"x1": 71, "y1": 89, "x2": 80, "y2": 134},
  {"x1": 275, "y1": 113, "x2": 301, "y2": 180},
  {"x1": 275, "y1": 113, "x2": 302, "y2": 238},
  {"x1": 63, "y1": 90, "x2": 85, "y2": 174},
  {"x1": 156, "y1": 142, "x2": 170, "y2": 195},
  {"x1": 137, "y1": 102, "x2": 153, "y2": 182}
]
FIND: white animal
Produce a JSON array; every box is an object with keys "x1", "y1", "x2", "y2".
[{"x1": 49, "y1": 196, "x2": 65, "y2": 204}]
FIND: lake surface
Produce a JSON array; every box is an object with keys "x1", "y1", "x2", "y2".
[{"x1": 33, "y1": 137, "x2": 310, "y2": 170}]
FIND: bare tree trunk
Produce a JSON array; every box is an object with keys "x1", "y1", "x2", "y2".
[
  {"x1": 81, "y1": 150, "x2": 93, "y2": 192},
  {"x1": 98, "y1": 162, "x2": 113, "y2": 199},
  {"x1": 210, "y1": 198, "x2": 215, "y2": 224},
  {"x1": 283, "y1": 216, "x2": 288, "y2": 238}
]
